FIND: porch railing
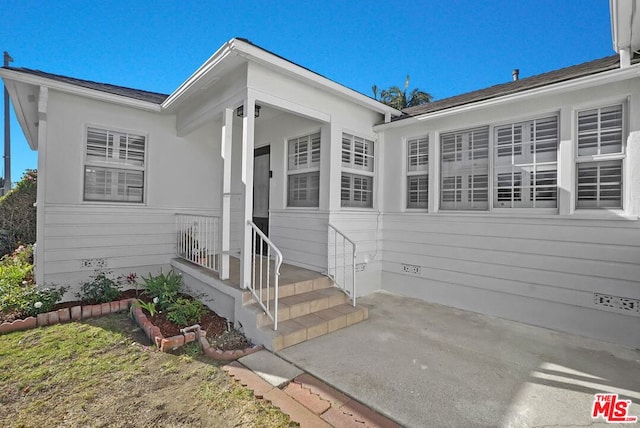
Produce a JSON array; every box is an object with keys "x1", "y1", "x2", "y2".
[
  {"x1": 176, "y1": 214, "x2": 220, "y2": 272},
  {"x1": 248, "y1": 220, "x2": 283, "y2": 331},
  {"x1": 328, "y1": 224, "x2": 357, "y2": 306}
]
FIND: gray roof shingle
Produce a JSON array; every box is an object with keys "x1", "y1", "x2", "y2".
[
  {"x1": 396, "y1": 55, "x2": 633, "y2": 121},
  {"x1": 2, "y1": 66, "x2": 169, "y2": 104}
]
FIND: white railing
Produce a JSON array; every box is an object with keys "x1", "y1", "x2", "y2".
[
  {"x1": 248, "y1": 220, "x2": 283, "y2": 330},
  {"x1": 328, "y1": 224, "x2": 357, "y2": 306},
  {"x1": 176, "y1": 214, "x2": 220, "y2": 272}
]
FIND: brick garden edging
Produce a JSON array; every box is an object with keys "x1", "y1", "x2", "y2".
[
  {"x1": 0, "y1": 298, "x2": 136, "y2": 334},
  {"x1": 1, "y1": 299, "x2": 263, "y2": 361},
  {"x1": 129, "y1": 304, "x2": 263, "y2": 359}
]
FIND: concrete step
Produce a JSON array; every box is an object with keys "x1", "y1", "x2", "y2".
[
  {"x1": 242, "y1": 276, "x2": 332, "y2": 305},
  {"x1": 253, "y1": 287, "x2": 349, "y2": 327},
  {"x1": 265, "y1": 304, "x2": 369, "y2": 351}
]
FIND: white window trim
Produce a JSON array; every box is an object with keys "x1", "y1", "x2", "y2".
[
  {"x1": 574, "y1": 101, "x2": 627, "y2": 211},
  {"x1": 341, "y1": 131, "x2": 376, "y2": 209},
  {"x1": 405, "y1": 135, "x2": 429, "y2": 211},
  {"x1": 286, "y1": 130, "x2": 321, "y2": 208},
  {"x1": 82, "y1": 124, "x2": 148, "y2": 205}
]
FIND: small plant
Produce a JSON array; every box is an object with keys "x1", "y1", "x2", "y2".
[
  {"x1": 77, "y1": 270, "x2": 122, "y2": 304},
  {"x1": 141, "y1": 270, "x2": 182, "y2": 310},
  {"x1": 22, "y1": 285, "x2": 69, "y2": 317},
  {"x1": 166, "y1": 298, "x2": 206, "y2": 327},
  {"x1": 132, "y1": 298, "x2": 158, "y2": 317}
]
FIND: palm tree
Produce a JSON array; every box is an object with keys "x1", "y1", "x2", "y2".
[{"x1": 374, "y1": 75, "x2": 432, "y2": 110}]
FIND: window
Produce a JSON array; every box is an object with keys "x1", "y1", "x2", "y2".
[
  {"x1": 440, "y1": 127, "x2": 489, "y2": 210},
  {"x1": 576, "y1": 104, "x2": 624, "y2": 208},
  {"x1": 342, "y1": 133, "x2": 374, "y2": 208},
  {"x1": 84, "y1": 127, "x2": 146, "y2": 203},
  {"x1": 287, "y1": 132, "x2": 320, "y2": 207},
  {"x1": 407, "y1": 136, "x2": 429, "y2": 209},
  {"x1": 493, "y1": 116, "x2": 558, "y2": 208}
]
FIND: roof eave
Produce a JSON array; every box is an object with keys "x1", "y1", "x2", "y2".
[
  {"x1": 374, "y1": 63, "x2": 640, "y2": 131},
  {"x1": 161, "y1": 40, "x2": 236, "y2": 111},
  {"x1": 0, "y1": 68, "x2": 162, "y2": 112},
  {"x1": 230, "y1": 38, "x2": 402, "y2": 117}
]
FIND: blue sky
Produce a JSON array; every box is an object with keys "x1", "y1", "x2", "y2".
[{"x1": 1, "y1": 0, "x2": 614, "y2": 183}]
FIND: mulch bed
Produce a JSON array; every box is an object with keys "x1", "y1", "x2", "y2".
[{"x1": 1, "y1": 289, "x2": 252, "y2": 351}]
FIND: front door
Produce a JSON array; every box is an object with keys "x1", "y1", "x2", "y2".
[{"x1": 253, "y1": 146, "x2": 270, "y2": 242}]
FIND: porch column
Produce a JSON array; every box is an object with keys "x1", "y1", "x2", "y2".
[
  {"x1": 240, "y1": 96, "x2": 256, "y2": 289},
  {"x1": 219, "y1": 108, "x2": 233, "y2": 280}
]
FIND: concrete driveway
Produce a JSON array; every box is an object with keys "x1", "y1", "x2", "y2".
[{"x1": 278, "y1": 292, "x2": 640, "y2": 427}]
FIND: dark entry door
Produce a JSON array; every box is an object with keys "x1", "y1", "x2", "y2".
[{"x1": 253, "y1": 146, "x2": 270, "y2": 241}]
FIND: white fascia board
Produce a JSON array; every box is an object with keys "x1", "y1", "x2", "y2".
[
  {"x1": 374, "y1": 64, "x2": 640, "y2": 132},
  {"x1": 230, "y1": 39, "x2": 402, "y2": 118},
  {"x1": 2, "y1": 79, "x2": 37, "y2": 149},
  {"x1": 162, "y1": 41, "x2": 235, "y2": 110},
  {"x1": 0, "y1": 68, "x2": 162, "y2": 112},
  {"x1": 610, "y1": 0, "x2": 636, "y2": 52}
]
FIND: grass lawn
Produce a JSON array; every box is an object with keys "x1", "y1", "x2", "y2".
[{"x1": 0, "y1": 313, "x2": 298, "y2": 428}]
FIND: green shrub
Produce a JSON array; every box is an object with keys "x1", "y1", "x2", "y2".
[
  {"x1": 77, "y1": 270, "x2": 123, "y2": 304},
  {"x1": 0, "y1": 244, "x2": 67, "y2": 318},
  {"x1": 166, "y1": 298, "x2": 206, "y2": 327},
  {"x1": 141, "y1": 270, "x2": 182, "y2": 310},
  {"x1": 0, "y1": 170, "x2": 37, "y2": 257}
]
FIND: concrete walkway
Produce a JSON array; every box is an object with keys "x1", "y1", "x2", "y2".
[{"x1": 278, "y1": 292, "x2": 640, "y2": 428}]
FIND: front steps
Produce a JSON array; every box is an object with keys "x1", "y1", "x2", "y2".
[{"x1": 243, "y1": 276, "x2": 368, "y2": 351}]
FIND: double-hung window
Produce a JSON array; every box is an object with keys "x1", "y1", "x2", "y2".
[
  {"x1": 341, "y1": 133, "x2": 374, "y2": 208},
  {"x1": 84, "y1": 127, "x2": 146, "y2": 203},
  {"x1": 287, "y1": 132, "x2": 320, "y2": 207},
  {"x1": 440, "y1": 126, "x2": 489, "y2": 210},
  {"x1": 493, "y1": 115, "x2": 558, "y2": 208},
  {"x1": 406, "y1": 136, "x2": 429, "y2": 209},
  {"x1": 576, "y1": 104, "x2": 624, "y2": 209}
]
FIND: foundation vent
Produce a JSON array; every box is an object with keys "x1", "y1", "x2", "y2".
[
  {"x1": 82, "y1": 258, "x2": 107, "y2": 269},
  {"x1": 401, "y1": 263, "x2": 421, "y2": 276},
  {"x1": 594, "y1": 293, "x2": 640, "y2": 315}
]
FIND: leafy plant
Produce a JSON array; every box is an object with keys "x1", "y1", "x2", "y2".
[
  {"x1": 0, "y1": 244, "x2": 67, "y2": 317},
  {"x1": 77, "y1": 270, "x2": 122, "y2": 304},
  {"x1": 21, "y1": 285, "x2": 69, "y2": 317},
  {"x1": 0, "y1": 170, "x2": 37, "y2": 257},
  {"x1": 141, "y1": 270, "x2": 182, "y2": 310},
  {"x1": 132, "y1": 299, "x2": 158, "y2": 317},
  {"x1": 166, "y1": 298, "x2": 206, "y2": 327}
]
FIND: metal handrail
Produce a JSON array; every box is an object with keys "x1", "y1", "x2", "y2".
[
  {"x1": 176, "y1": 214, "x2": 220, "y2": 272},
  {"x1": 248, "y1": 220, "x2": 283, "y2": 330},
  {"x1": 328, "y1": 223, "x2": 357, "y2": 306}
]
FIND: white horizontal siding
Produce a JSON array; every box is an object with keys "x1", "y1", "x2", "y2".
[
  {"x1": 41, "y1": 205, "x2": 217, "y2": 280},
  {"x1": 382, "y1": 213, "x2": 640, "y2": 319},
  {"x1": 269, "y1": 210, "x2": 329, "y2": 272},
  {"x1": 328, "y1": 211, "x2": 383, "y2": 295}
]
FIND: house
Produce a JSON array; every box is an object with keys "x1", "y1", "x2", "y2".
[{"x1": 1, "y1": 1, "x2": 639, "y2": 349}]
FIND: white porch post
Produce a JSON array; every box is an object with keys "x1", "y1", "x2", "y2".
[
  {"x1": 240, "y1": 96, "x2": 256, "y2": 289},
  {"x1": 219, "y1": 108, "x2": 233, "y2": 279}
]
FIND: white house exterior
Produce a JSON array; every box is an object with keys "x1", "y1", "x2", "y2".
[{"x1": 1, "y1": 6, "x2": 639, "y2": 349}]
